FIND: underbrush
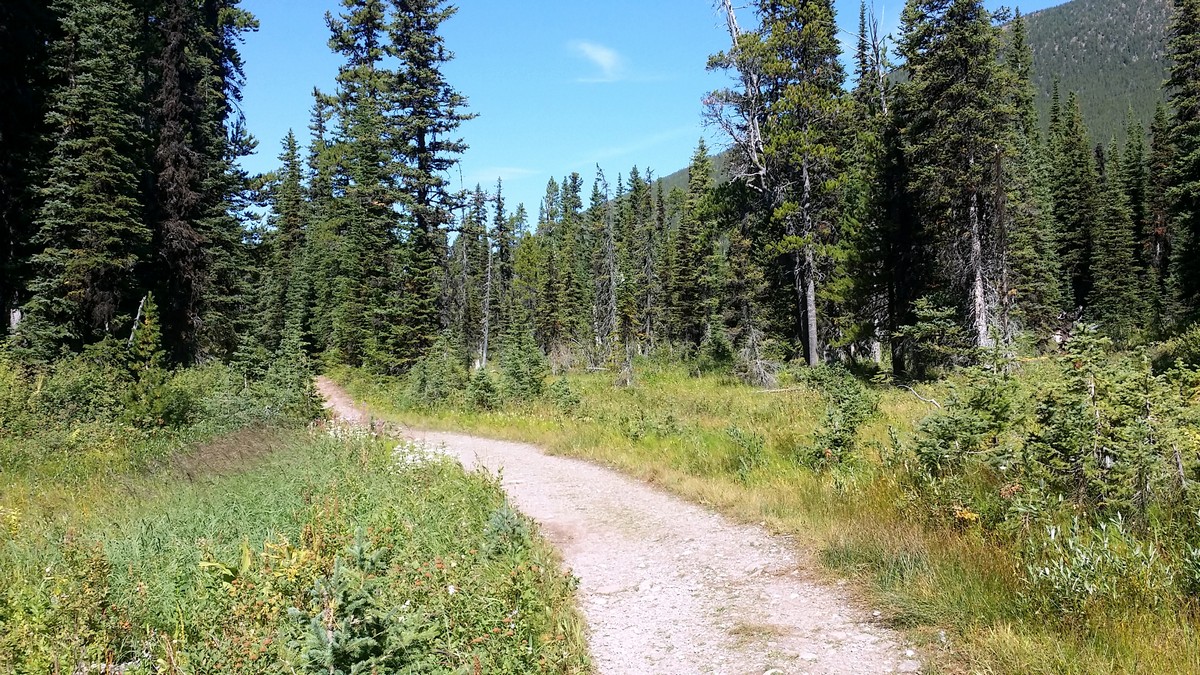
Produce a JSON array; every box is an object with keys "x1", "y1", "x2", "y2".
[
  {"x1": 331, "y1": 340, "x2": 1200, "y2": 674},
  {"x1": 0, "y1": 334, "x2": 321, "y2": 492},
  {"x1": 0, "y1": 429, "x2": 590, "y2": 673}
]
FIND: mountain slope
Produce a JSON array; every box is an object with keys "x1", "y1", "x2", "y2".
[
  {"x1": 659, "y1": 0, "x2": 1173, "y2": 190},
  {"x1": 1025, "y1": 0, "x2": 1172, "y2": 142}
]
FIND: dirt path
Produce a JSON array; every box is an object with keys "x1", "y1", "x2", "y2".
[{"x1": 316, "y1": 377, "x2": 920, "y2": 674}]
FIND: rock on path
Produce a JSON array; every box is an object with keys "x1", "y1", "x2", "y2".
[{"x1": 316, "y1": 377, "x2": 919, "y2": 675}]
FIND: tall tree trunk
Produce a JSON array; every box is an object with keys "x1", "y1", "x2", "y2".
[
  {"x1": 800, "y1": 158, "x2": 820, "y2": 366},
  {"x1": 804, "y1": 245, "x2": 819, "y2": 365},
  {"x1": 969, "y1": 186, "x2": 991, "y2": 347}
]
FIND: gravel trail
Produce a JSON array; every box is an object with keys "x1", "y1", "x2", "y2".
[{"x1": 316, "y1": 377, "x2": 920, "y2": 675}]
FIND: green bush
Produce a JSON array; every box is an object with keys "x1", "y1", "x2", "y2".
[
  {"x1": 466, "y1": 368, "x2": 502, "y2": 411},
  {"x1": 0, "y1": 434, "x2": 590, "y2": 673},
  {"x1": 406, "y1": 337, "x2": 468, "y2": 408},
  {"x1": 501, "y1": 332, "x2": 548, "y2": 402},
  {"x1": 791, "y1": 364, "x2": 880, "y2": 466},
  {"x1": 547, "y1": 377, "x2": 581, "y2": 415}
]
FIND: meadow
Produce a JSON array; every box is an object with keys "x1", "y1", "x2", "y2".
[
  {"x1": 331, "y1": 340, "x2": 1200, "y2": 675},
  {"x1": 0, "y1": 350, "x2": 589, "y2": 674}
]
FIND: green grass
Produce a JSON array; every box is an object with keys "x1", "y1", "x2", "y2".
[
  {"x1": 0, "y1": 426, "x2": 590, "y2": 673},
  {"x1": 330, "y1": 362, "x2": 1200, "y2": 674}
]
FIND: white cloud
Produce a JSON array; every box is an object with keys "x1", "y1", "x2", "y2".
[{"x1": 569, "y1": 40, "x2": 625, "y2": 83}]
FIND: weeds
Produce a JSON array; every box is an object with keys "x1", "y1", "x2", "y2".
[
  {"x1": 0, "y1": 433, "x2": 590, "y2": 673},
  {"x1": 331, "y1": 353, "x2": 1200, "y2": 674}
]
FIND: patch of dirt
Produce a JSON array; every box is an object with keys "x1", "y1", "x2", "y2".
[{"x1": 316, "y1": 376, "x2": 921, "y2": 674}]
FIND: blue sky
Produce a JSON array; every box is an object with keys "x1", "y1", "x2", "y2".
[{"x1": 237, "y1": 0, "x2": 1061, "y2": 218}]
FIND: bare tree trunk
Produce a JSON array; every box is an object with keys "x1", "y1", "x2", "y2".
[
  {"x1": 804, "y1": 245, "x2": 820, "y2": 365},
  {"x1": 800, "y1": 158, "x2": 820, "y2": 366},
  {"x1": 713, "y1": 0, "x2": 767, "y2": 186},
  {"x1": 968, "y1": 154, "x2": 991, "y2": 348},
  {"x1": 480, "y1": 241, "x2": 493, "y2": 369}
]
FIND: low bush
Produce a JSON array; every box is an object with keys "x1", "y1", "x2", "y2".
[{"x1": 0, "y1": 432, "x2": 589, "y2": 673}]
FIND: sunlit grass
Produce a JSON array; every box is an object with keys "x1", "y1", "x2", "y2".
[
  {"x1": 0, "y1": 428, "x2": 591, "y2": 672},
  {"x1": 332, "y1": 362, "x2": 1200, "y2": 674}
]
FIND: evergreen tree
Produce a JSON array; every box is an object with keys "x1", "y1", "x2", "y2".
[
  {"x1": 1167, "y1": 0, "x2": 1200, "y2": 313},
  {"x1": 896, "y1": 0, "x2": 1011, "y2": 351},
  {"x1": 20, "y1": 0, "x2": 150, "y2": 358},
  {"x1": 1004, "y1": 10, "x2": 1064, "y2": 334},
  {"x1": 1146, "y1": 103, "x2": 1175, "y2": 330},
  {"x1": 325, "y1": 0, "x2": 396, "y2": 368},
  {"x1": 0, "y1": 1, "x2": 56, "y2": 337},
  {"x1": 389, "y1": 0, "x2": 473, "y2": 366},
  {"x1": 262, "y1": 130, "x2": 308, "y2": 352},
  {"x1": 669, "y1": 141, "x2": 715, "y2": 346},
  {"x1": 490, "y1": 178, "x2": 515, "y2": 339},
  {"x1": 1052, "y1": 93, "x2": 1103, "y2": 310},
  {"x1": 1089, "y1": 142, "x2": 1147, "y2": 341},
  {"x1": 759, "y1": 0, "x2": 849, "y2": 365}
]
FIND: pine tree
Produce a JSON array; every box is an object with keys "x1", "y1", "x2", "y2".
[
  {"x1": 896, "y1": 0, "x2": 1011, "y2": 351},
  {"x1": 389, "y1": 0, "x2": 473, "y2": 366},
  {"x1": 759, "y1": 0, "x2": 849, "y2": 365},
  {"x1": 1146, "y1": 103, "x2": 1175, "y2": 330},
  {"x1": 1052, "y1": 93, "x2": 1103, "y2": 310},
  {"x1": 325, "y1": 0, "x2": 396, "y2": 367},
  {"x1": 490, "y1": 178, "x2": 515, "y2": 340},
  {"x1": 668, "y1": 141, "x2": 715, "y2": 346},
  {"x1": 0, "y1": 1, "x2": 56, "y2": 337},
  {"x1": 1004, "y1": 10, "x2": 1063, "y2": 334},
  {"x1": 1089, "y1": 141, "x2": 1147, "y2": 342},
  {"x1": 262, "y1": 130, "x2": 308, "y2": 352},
  {"x1": 20, "y1": 0, "x2": 150, "y2": 358},
  {"x1": 1167, "y1": 0, "x2": 1200, "y2": 313}
]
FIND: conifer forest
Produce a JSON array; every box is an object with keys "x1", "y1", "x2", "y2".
[{"x1": 6, "y1": 0, "x2": 1200, "y2": 671}]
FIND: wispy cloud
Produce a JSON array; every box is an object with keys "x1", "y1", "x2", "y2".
[
  {"x1": 569, "y1": 40, "x2": 625, "y2": 83},
  {"x1": 573, "y1": 125, "x2": 700, "y2": 166}
]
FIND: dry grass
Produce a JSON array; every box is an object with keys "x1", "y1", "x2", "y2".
[{"x1": 332, "y1": 364, "x2": 1200, "y2": 674}]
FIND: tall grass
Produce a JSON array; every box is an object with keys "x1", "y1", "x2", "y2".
[
  {"x1": 332, "y1": 362, "x2": 1200, "y2": 674},
  {"x1": 0, "y1": 428, "x2": 590, "y2": 673}
]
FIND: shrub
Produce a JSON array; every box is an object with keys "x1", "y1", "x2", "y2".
[
  {"x1": 501, "y1": 331, "x2": 548, "y2": 402},
  {"x1": 791, "y1": 364, "x2": 880, "y2": 466},
  {"x1": 406, "y1": 337, "x2": 468, "y2": 408},
  {"x1": 466, "y1": 368, "x2": 502, "y2": 411},
  {"x1": 893, "y1": 297, "x2": 973, "y2": 378},
  {"x1": 547, "y1": 377, "x2": 581, "y2": 415},
  {"x1": 1024, "y1": 517, "x2": 1177, "y2": 618}
]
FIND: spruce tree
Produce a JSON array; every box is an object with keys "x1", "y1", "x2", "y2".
[
  {"x1": 20, "y1": 0, "x2": 150, "y2": 357},
  {"x1": 1004, "y1": 10, "x2": 1064, "y2": 334},
  {"x1": 1167, "y1": 0, "x2": 1200, "y2": 313},
  {"x1": 1089, "y1": 141, "x2": 1147, "y2": 342},
  {"x1": 0, "y1": 1, "x2": 56, "y2": 336},
  {"x1": 389, "y1": 0, "x2": 472, "y2": 366},
  {"x1": 1146, "y1": 103, "x2": 1175, "y2": 330},
  {"x1": 896, "y1": 0, "x2": 1011, "y2": 350},
  {"x1": 1052, "y1": 94, "x2": 1103, "y2": 310},
  {"x1": 263, "y1": 130, "x2": 309, "y2": 352},
  {"x1": 758, "y1": 0, "x2": 848, "y2": 365},
  {"x1": 325, "y1": 0, "x2": 396, "y2": 368}
]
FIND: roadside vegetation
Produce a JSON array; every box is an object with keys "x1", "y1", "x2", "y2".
[
  {"x1": 332, "y1": 325, "x2": 1200, "y2": 674},
  {"x1": 0, "y1": 319, "x2": 589, "y2": 673}
]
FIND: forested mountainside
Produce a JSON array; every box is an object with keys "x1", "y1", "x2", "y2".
[
  {"x1": 1026, "y1": 0, "x2": 1173, "y2": 142},
  {"x1": 662, "y1": 0, "x2": 1174, "y2": 194}
]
